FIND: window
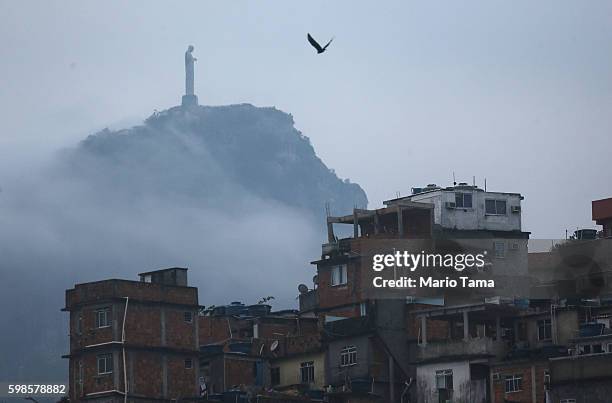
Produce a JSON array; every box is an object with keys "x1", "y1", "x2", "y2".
[
  {"x1": 593, "y1": 344, "x2": 603, "y2": 354},
  {"x1": 76, "y1": 314, "x2": 82, "y2": 334},
  {"x1": 185, "y1": 358, "x2": 193, "y2": 369},
  {"x1": 97, "y1": 353, "x2": 113, "y2": 375},
  {"x1": 455, "y1": 193, "x2": 473, "y2": 208},
  {"x1": 505, "y1": 374, "x2": 522, "y2": 393},
  {"x1": 300, "y1": 361, "x2": 315, "y2": 384},
  {"x1": 270, "y1": 367, "x2": 280, "y2": 386},
  {"x1": 95, "y1": 307, "x2": 111, "y2": 328},
  {"x1": 485, "y1": 199, "x2": 507, "y2": 215},
  {"x1": 340, "y1": 345, "x2": 357, "y2": 367},
  {"x1": 494, "y1": 241, "x2": 506, "y2": 259},
  {"x1": 331, "y1": 265, "x2": 347, "y2": 286},
  {"x1": 184, "y1": 311, "x2": 193, "y2": 323},
  {"x1": 607, "y1": 343, "x2": 612, "y2": 353},
  {"x1": 544, "y1": 370, "x2": 550, "y2": 388},
  {"x1": 560, "y1": 400, "x2": 576, "y2": 403},
  {"x1": 435, "y1": 369, "x2": 453, "y2": 389},
  {"x1": 537, "y1": 319, "x2": 552, "y2": 341}
]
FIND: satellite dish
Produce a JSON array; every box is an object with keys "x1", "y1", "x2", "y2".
[
  {"x1": 298, "y1": 284, "x2": 309, "y2": 294},
  {"x1": 270, "y1": 340, "x2": 279, "y2": 352}
]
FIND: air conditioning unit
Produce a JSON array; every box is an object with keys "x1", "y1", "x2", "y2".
[
  {"x1": 510, "y1": 243, "x2": 520, "y2": 251},
  {"x1": 492, "y1": 373, "x2": 500, "y2": 381},
  {"x1": 445, "y1": 202, "x2": 456, "y2": 209},
  {"x1": 511, "y1": 206, "x2": 521, "y2": 213}
]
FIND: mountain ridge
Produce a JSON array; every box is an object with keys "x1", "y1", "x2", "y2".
[{"x1": 70, "y1": 103, "x2": 368, "y2": 217}]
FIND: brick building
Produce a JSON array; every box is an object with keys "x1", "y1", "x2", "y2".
[
  {"x1": 63, "y1": 267, "x2": 200, "y2": 402},
  {"x1": 593, "y1": 197, "x2": 612, "y2": 238}
]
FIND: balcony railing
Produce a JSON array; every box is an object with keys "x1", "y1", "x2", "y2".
[{"x1": 415, "y1": 337, "x2": 507, "y2": 361}]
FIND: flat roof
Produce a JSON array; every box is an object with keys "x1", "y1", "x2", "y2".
[
  {"x1": 384, "y1": 188, "x2": 522, "y2": 205},
  {"x1": 138, "y1": 267, "x2": 188, "y2": 276},
  {"x1": 414, "y1": 302, "x2": 524, "y2": 318},
  {"x1": 328, "y1": 203, "x2": 433, "y2": 224}
]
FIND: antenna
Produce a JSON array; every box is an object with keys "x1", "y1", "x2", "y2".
[
  {"x1": 396, "y1": 191, "x2": 400, "y2": 198},
  {"x1": 453, "y1": 172, "x2": 456, "y2": 186},
  {"x1": 472, "y1": 176, "x2": 476, "y2": 187},
  {"x1": 484, "y1": 178, "x2": 487, "y2": 192}
]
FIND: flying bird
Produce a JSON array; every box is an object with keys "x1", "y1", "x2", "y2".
[{"x1": 307, "y1": 33, "x2": 334, "y2": 54}]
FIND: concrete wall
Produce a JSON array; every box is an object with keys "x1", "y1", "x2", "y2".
[
  {"x1": 326, "y1": 336, "x2": 372, "y2": 385},
  {"x1": 271, "y1": 351, "x2": 326, "y2": 389},
  {"x1": 416, "y1": 337, "x2": 507, "y2": 361}
]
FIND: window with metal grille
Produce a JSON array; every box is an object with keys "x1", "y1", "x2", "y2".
[
  {"x1": 505, "y1": 374, "x2": 522, "y2": 393},
  {"x1": 537, "y1": 319, "x2": 552, "y2": 341},
  {"x1": 300, "y1": 361, "x2": 315, "y2": 383},
  {"x1": 95, "y1": 307, "x2": 111, "y2": 328},
  {"x1": 340, "y1": 346, "x2": 357, "y2": 367},
  {"x1": 494, "y1": 241, "x2": 506, "y2": 259},
  {"x1": 184, "y1": 311, "x2": 193, "y2": 323}
]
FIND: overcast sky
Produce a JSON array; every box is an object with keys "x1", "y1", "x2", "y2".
[{"x1": 1, "y1": 0, "x2": 611, "y2": 238}]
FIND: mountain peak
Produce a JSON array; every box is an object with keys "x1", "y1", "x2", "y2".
[{"x1": 73, "y1": 103, "x2": 367, "y2": 217}]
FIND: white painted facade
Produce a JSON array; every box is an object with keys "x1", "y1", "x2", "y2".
[
  {"x1": 416, "y1": 360, "x2": 487, "y2": 403},
  {"x1": 386, "y1": 185, "x2": 523, "y2": 232}
]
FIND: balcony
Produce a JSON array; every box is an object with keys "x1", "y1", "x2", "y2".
[
  {"x1": 323, "y1": 316, "x2": 376, "y2": 340},
  {"x1": 414, "y1": 337, "x2": 507, "y2": 362},
  {"x1": 322, "y1": 238, "x2": 353, "y2": 256}
]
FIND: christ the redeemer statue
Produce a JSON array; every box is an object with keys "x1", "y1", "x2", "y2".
[{"x1": 182, "y1": 45, "x2": 198, "y2": 107}]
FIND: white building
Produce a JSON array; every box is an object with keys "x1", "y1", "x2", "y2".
[{"x1": 384, "y1": 183, "x2": 523, "y2": 233}]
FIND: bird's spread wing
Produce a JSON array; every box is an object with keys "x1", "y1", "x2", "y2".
[
  {"x1": 323, "y1": 36, "x2": 334, "y2": 50},
  {"x1": 307, "y1": 33, "x2": 324, "y2": 52}
]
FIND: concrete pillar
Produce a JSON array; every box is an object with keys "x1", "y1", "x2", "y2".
[
  {"x1": 463, "y1": 311, "x2": 469, "y2": 341},
  {"x1": 421, "y1": 316, "x2": 427, "y2": 346},
  {"x1": 496, "y1": 316, "x2": 502, "y2": 341},
  {"x1": 327, "y1": 221, "x2": 335, "y2": 243},
  {"x1": 397, "y1": 206, "x2": 404, "y2": 237},
  {"x1": 388, "y1": 354, "x2": 395, "y2": 403},
  {"x1": 374, "y1": 212, "x2": 380, "y2": 235}
]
